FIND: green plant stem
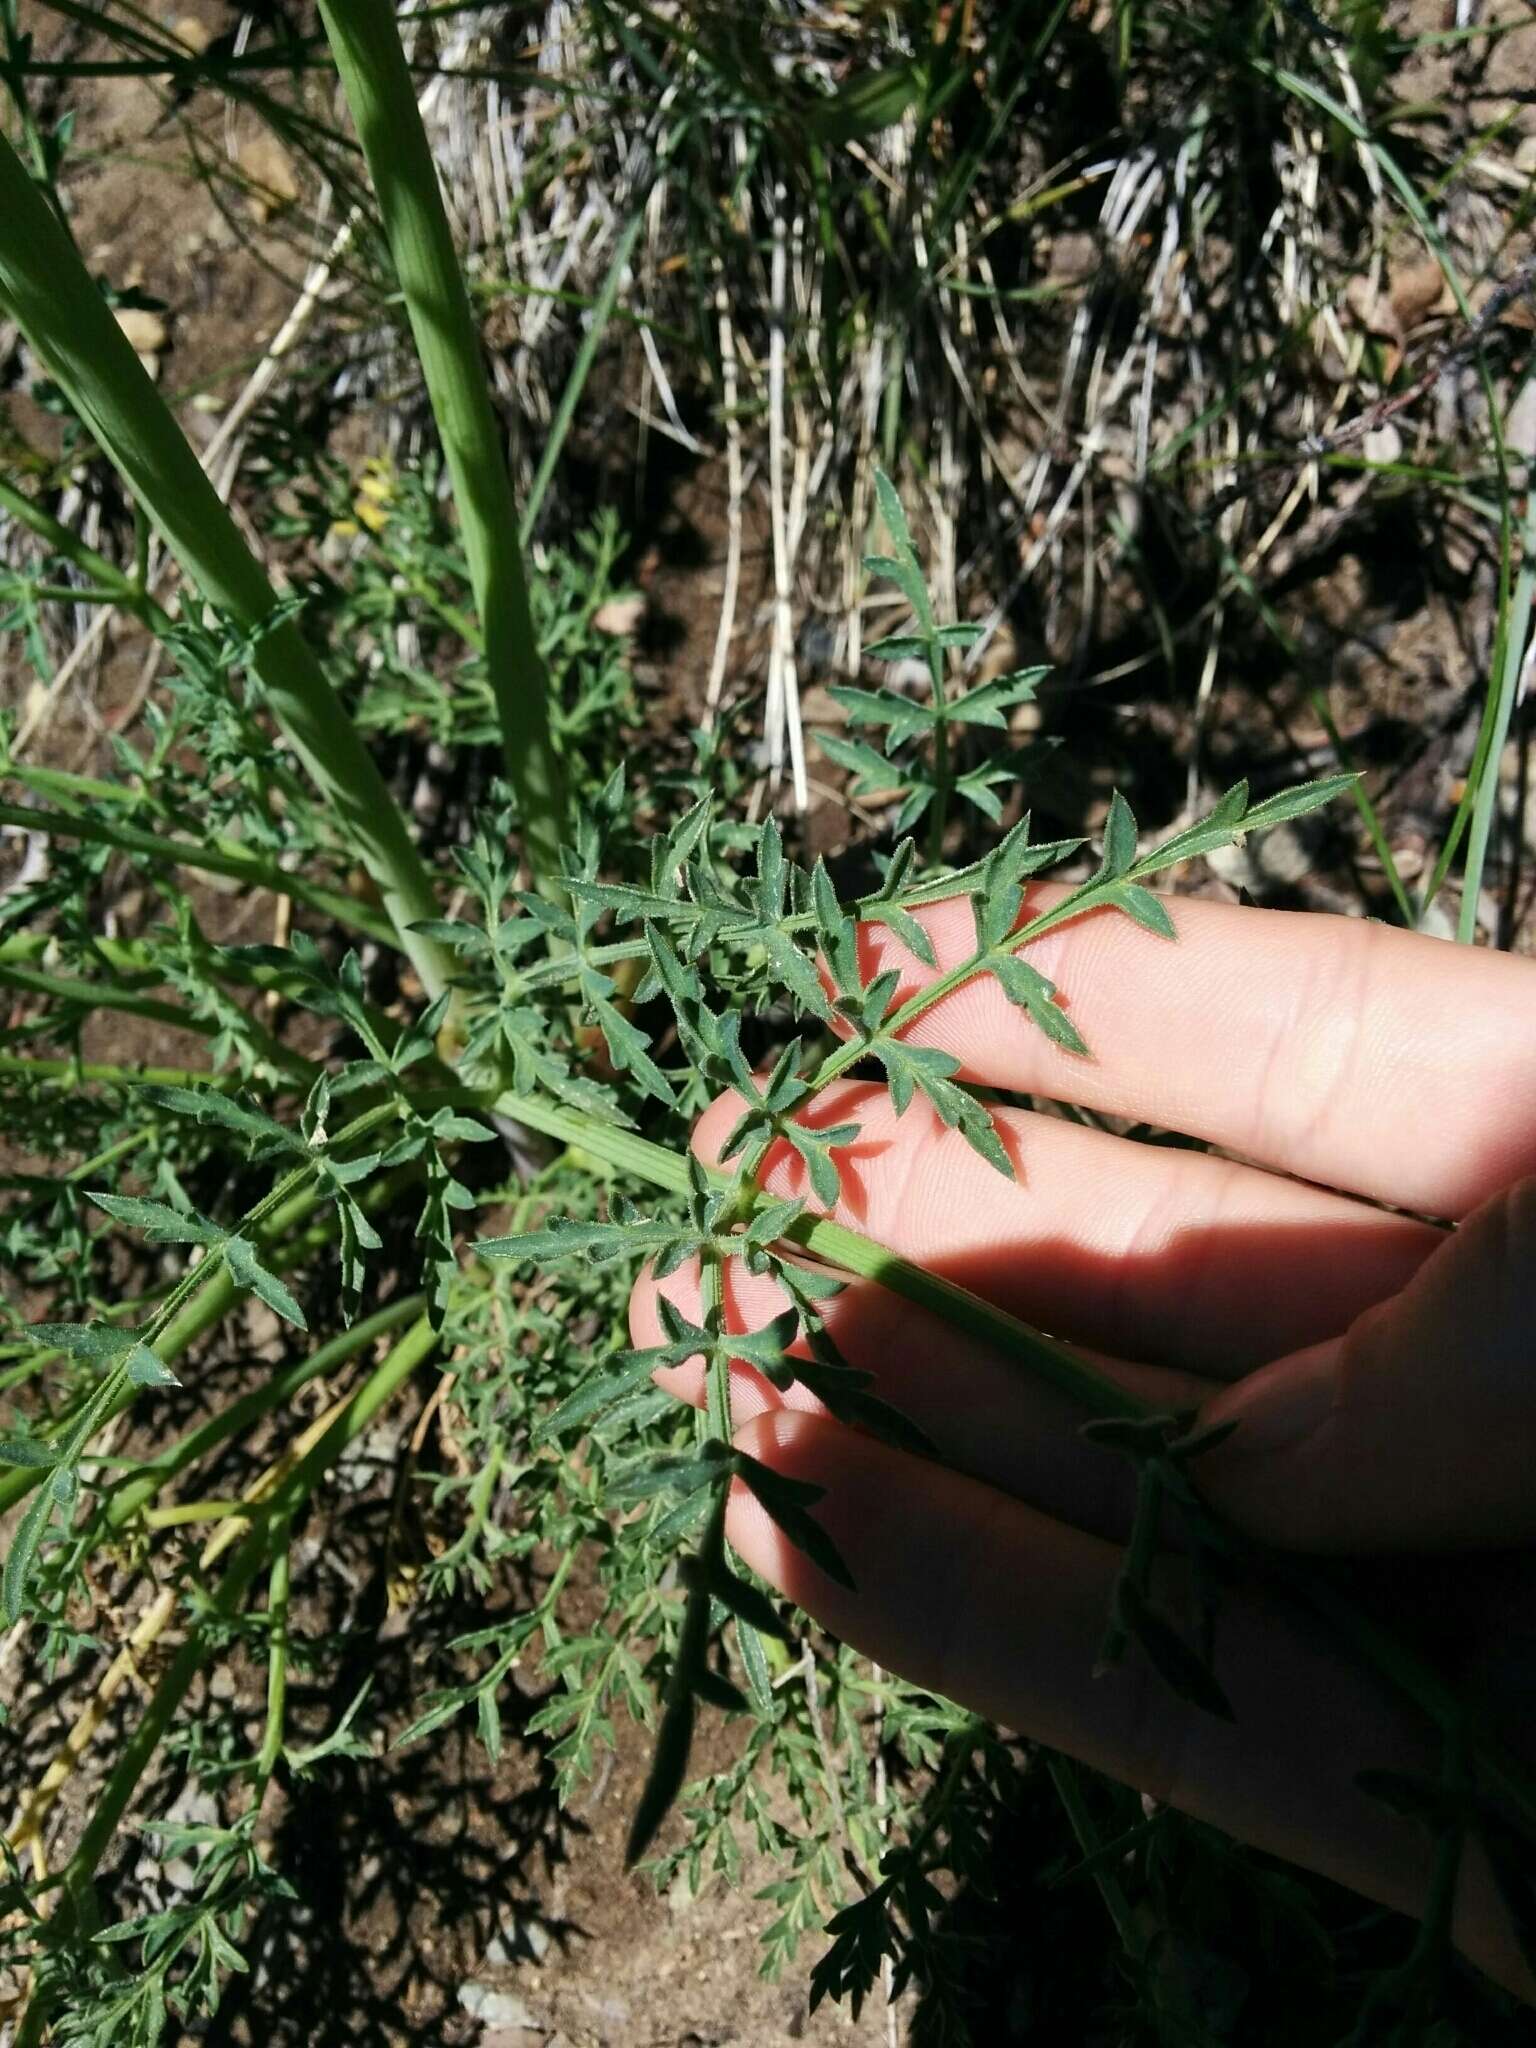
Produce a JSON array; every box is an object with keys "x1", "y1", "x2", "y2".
[
  {"x1": 486, "y1": 1084, "x2": 1135, "y2": 1419},
  {"x1": 0, "y1": 473, "x2": 169, "y2": 632},
  {"x1": 1044, "y1": 1753, "x2": 1143, "y2": 1961},
  {"x1": 314, "y1": 0, "x2": 567, "y2": 891},
  {"x1": 0, "y1": 1051, "x2": 249, "y2": 1092},
  {"x1": 257, "y1": 1529, "x2": 292, "y2": 1781},
  {"x1": 808, "y1": 880, "x2": 1128, "y2": 1091},
  {"x1": 141, "y1": 1498, "x2": 250, "y2": 1527},
  {"x1": 102, "y1": 1293, "x2": 426, "y2": 1535},
  {"x1": 0, "y1": 1159, "x2": 418, "y2": 1522},
  {"x1": 0, "y1": 959, "x2": 309, "y2": 1079},
  {"x1": 0, "y1": 129, "x2": 451, "y2": 999},
  {"x1": 0, "y1": 960, "x2": 202, "y2": 1034},
  {"x1": 0, "y1": 933, "x2": 402, "y2": 1068},
  {"x1": 0, "y1": 798, "x2": 399, "y2": 949},
  {"x1": 510, "y1": 783, "x2": 1347, "y2": 1005},
  {"x1": 1457, "y1": 454, "x2": 1536, "y2": 942},
  {"x1": 35, "y1": 1314, "x2": 437, "y2": 1986}
]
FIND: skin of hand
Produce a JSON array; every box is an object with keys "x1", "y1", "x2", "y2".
[{"x1": 627, "y1": 889, "x2": 1536, "y2": 1999}]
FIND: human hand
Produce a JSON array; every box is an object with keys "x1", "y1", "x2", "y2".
[{"x1": 628, "y1": 890, "x2": 1536, "y2": 1996}]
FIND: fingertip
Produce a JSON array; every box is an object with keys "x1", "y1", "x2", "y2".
[
  {"x1": 626, "y1": 1260, "x2": 664, "y2": 1348},
  {"x1": 630, "y1": 1257, "x2": 705, "y2": 1407},
  {"x1": 690, "y1": 1088, "x2": 752, "y2": 1171},
  {"x1": 732, "y1": 1407, "x2": 822, "y2": 1467},
  {"x1": 726, "y1": 1411, "x2": 854, "y2": 1595},
  {"x1": 627, "y1": 1255, "x2": 704, "y2": 1347}
]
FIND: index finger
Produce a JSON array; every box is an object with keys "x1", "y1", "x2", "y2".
[{"x1": 856, "y1": 889, "x2": 1536, "y2": 1218}]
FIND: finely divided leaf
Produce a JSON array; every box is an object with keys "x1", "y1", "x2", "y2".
[
  {"x1": 873, "y1": 1037, "x2": 956, "y2": 1119},
  {"x1": 827, "y1": 684, "x2": 936, "y2": 748},
  {"x1": 0, "y1": 1436, "x2": 61, "y2": 1470},
  {"x1": 126, "y1": 1346, "x2": 181, "y2": 1388},
  {"x1": 811, "y1": 860, "x2": 861, "y2": 997},
  {"x1": 1239, "y1": 773, "x2": 1359, "y2": 834},
  {"x1": 3, "y1": 1482, "x2": 55, "y2": 1624},
  {"x1": 870, "y1": 471, "x2": 932, "y2": 631},
  {"x1": 140, "y1": 1085, "x2": 304, "y2": 1155},
  {"x1": 815, "y1": 728, "x2": 909, "y2": 790},
  {"x1": 735, "y1": 1453, "x2": 855, "y2": 1589},
  {"x1": 1116, "y1": 1582, "x2": 1234, "y2": 1721},
  {"x1": 1096, "y1": 792, "x2": 1139, "y2": 880},
  {"x1": 863, "y1": 902, "x2": 936, "y2": 969},
  {"x1": 706, "y1": 1559, "x2": 792, "y2": 1643},
  {"x1": 590, "y1": 996, "x2": 676, "y2": 1106},
  {"x1": 946, "y1": 667, "x2": 1047, "y2": 729},
  {"x1": 735, "y1": 1617, "x2": 775, "y2": 1717},
  {"x1": 874, "y1": 1040, "x2": 1016, "y2": 1177},
  {"x1": 1100, "y1": 883, "x2": 1177, "y2": 940},
  {"x1": 224, "y1": 1236, "x2": 307, "y2": 1330},
  {"x1": 1131, "y1": 774, "x2": 1356, "y2": 877},
  {"x1": 28, "y1": 1322, "x2": 138, "y2": 1361},
  {"x1": 88, "y1": 1193, "x2": 221, "y2": 1246},
  {"x1": 988, "y1": 954, "x2": 1089, "y2": 1055},
  {"x1": 533, "y1": 1350, "x2": 665, "y2": 1443},
  {"x1": 780, "y1": 1122, "x2": 858, "y2": 1209},
  {"x1": 478, "y1": 1215, "x2": 676, "y2": 1266}
]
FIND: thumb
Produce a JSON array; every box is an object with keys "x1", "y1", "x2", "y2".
[{"x1": 1194, "y1": 1176, "x2": 1536, "y2": 1553}]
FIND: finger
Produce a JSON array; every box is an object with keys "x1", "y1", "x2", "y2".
[
  {"x1": 851, "y1": 889, "x2": 1536, "y2": 1219},
  {"x1": 629, "y1": 1253, "x2": 1207, "y2": 1540},
  {"x1": 727, "y1": 1409, "x2": 1532, "y2": 1999},
  {"x1": 1197, "y1": 1175, "x2": 1536, "y2": 1551},
  {"x1": 691, "y1": 1079, "x2": 1439, "y2": 1373}
]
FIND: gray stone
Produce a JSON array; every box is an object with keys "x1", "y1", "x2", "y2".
[{"x1": 456, "y1": 1982, "x2": 545, "y2": 2031}]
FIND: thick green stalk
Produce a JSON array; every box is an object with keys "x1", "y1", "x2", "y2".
[
  {"x1": 44, "y1": 1315, "x2": 436, "y2": 1948},
  {"x1": 257, "y1": 1534, "x2": 292, "y2": 1780},
  {"x1": 0, "y1": 473, "x2": 169, "y2": 633},
  {"x1": 0, "y1": 131, "x2": 451, "y2": 1000},
  {"x1": 0, "y1": 1051, "x2": 245, "y2": 1092},
  {"x1": 0, "y1": 961, "x2": 202, "y2": 1035},
  {"x1": 314, "y1": 0, "x2": 567, "y2": 889},
  {"x1": 0, "y1": 932, "x2": 400, "y2": 1067},
  {"x1": 0, "y1": 798, "x2": 399, "y2": 949},
  {"x1": 0, "y1": 930, "x2": 322, "y2": 1011},
  {"x1": 0, "y1": 959, "x2": 309, "y2": 1079},
  {"x1": 102, "y1": 1293, "x2": 426, "y2": 1534}
]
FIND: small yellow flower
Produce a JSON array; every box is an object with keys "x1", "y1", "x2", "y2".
[{"x1": 352, "y1": 457, "x2": 396, "y2": 534}]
